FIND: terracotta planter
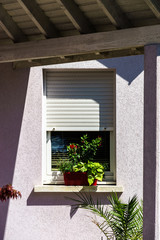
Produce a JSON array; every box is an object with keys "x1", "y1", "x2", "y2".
[
  {"x1": 63, "y1": 172, "x2": 97, "y2": 186},
  {"x1": 64, "y1": 172, "x2": 88, "y2": 186},
  {"x1": 92, "y1": 179, "x2": 98, "y2": 186}
]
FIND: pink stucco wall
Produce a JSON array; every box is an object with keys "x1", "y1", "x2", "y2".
[{"x1": 0, "y1": 57, "x2": 144, "y2": 240}]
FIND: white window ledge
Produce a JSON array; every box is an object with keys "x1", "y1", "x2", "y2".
[{"x1": 34, "y1": 185, "x2": 124, "y2": 193}]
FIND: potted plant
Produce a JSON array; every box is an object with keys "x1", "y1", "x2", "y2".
[
  {"x1": 58, "y1": 134, "x2": 104, "y2": 186},
  {"x1": 73, "y1": 161, "x2": 104, "y2": 185},
  {"x1": 58, "y1": 160, "x2": 89, "y2": 186}
]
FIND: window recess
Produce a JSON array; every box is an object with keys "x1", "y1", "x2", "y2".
[{"x1": 43, "y1": 69, "x2": 116, "y2": 185}]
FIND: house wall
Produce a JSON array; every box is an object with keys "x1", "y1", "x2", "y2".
[{"x1": 0, "y1": 55, "x2": 144, "y2": 240}]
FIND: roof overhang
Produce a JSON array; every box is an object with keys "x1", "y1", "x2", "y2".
[
  {"x1": 0, "y1": 0, "x2": 160, "y2": 67},
  {"x1": 1, "y1": 24, "x2": 159, "y2": 68}
]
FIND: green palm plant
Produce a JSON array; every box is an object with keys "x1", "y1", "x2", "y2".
[{"x1": 70, "y1": 193, "x2": 143, "y2": 240}]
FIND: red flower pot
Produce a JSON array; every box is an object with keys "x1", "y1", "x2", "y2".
[
  {"x1": 63, "y1": 172, "x2": 98, "y2": 186},
  {"x1": 92, "y1": 179, "x2": 98, "y2": 186},
  {"x1": 64, "y1": 172, "x2": 88, "y2": 186}
]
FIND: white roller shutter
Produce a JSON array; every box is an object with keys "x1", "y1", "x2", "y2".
[{"x1": 45, "y1": 70, "x2": 114, "y2": 131}]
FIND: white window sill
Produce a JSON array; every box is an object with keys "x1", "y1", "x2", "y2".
[{"x1": 34, "y1": 185, "x2": 124, "y2": 193}]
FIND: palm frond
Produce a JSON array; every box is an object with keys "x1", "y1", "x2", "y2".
[
  {"x1": 107, "y1": 194, "x2": 142, "y2": 239},
  {"x1": 92, "y1": 218, "x2": 114, "y2": 240},
  {"x1": 69, "y1": 192, "x2": 143, "y2": 240},
  {"x1": 70, "y1": 192, "x2": 109, "y2": 219}
]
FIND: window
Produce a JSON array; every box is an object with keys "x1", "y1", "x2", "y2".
[
  {"x1": 43, "y1": 69, "x2": 116, "y2": 184},
  {"x1": 50, "y1": 131, "x2": 110, "y2": 170}
]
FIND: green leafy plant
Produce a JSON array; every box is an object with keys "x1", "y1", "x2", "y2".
[
  {"x1": 67, "y1": 134, "x2": 102, "y2": 164},
  {"x1": 58, "y1": 160, "x2": 75, "y2": 173},
  {"x1": 70, "y1": 193, "x2": 143, "y2": 240},
  {"x1": 103, "y1": 162, "x2": 110, "y2": 171},
  {"x1": 67, "y1": 144, "x2": 80, "y2": 166},
  {"x1": 73, "y1": 161, "x2": 104, "y2": 185},
  {"x1": 87, "y1": 161, "x2": 104, "y2": 185},
  {"x1": 73, "y1": 162, "x2": 88, "y2": 173}
]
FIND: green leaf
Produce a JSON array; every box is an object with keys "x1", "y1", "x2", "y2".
[
  {"x1": 97, "y1": 169, "x2": 103, "y2": 173},
  {"x1": 87, "y1": 175, "x2": 94, "y2": 185},
  {"x1": 95, "y1": 176, "x2": 102, "y2": 181},
  {"x1": 69, "y1": 193, "x2": 143, "y2": 239}
]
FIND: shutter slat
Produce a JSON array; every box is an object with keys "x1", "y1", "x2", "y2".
[
  {"x1": 47, "y1": 87, "x2": 113, "y2": 91},
  {"x1": 46, "y1": 83, "x2": 113, "y2": 88},
  {"x1": 46, "y1": 92, "x2": 113, "y2": 96},
  {"x1": 47, "y1": 96, "x2": 112, "y2": 100},
  {"x1": 47, "y1": 122, "x2": 113, "y2": 126},
  {"x1": 47, "y1": 99, "x2": 113, "y2": 103},
  {"x1": 47, "y1": 116, "x2": 112, "y2": 119}
]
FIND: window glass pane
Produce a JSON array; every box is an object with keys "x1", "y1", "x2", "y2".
[{"x1": 51, "y1": 131, "x2": 110, "y2": 171}]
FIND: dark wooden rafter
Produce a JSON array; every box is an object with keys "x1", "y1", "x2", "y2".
[
  {"x1": 144, "y1": 0, "x2": 160, "y2": 19},
  {"x1": 0, "y1": 4, "x2": 27, "y2": 42},
  {"x1": 56, "y1": 0, "x2": 95, "y2": 33},
  {"x1": 17, "y1": 0, "x2": 59, "y2": 38},
  {"x1": 97, "y1": 0, "x2": 132, "y2": 29}
]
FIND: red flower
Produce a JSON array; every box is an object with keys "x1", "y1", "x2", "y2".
[
  {"x1": 70, "y1": 144, "x2": 77, "y2": 149},
  {"x1": 70, "y1": 144, "x2": 74, "y2": 149}
]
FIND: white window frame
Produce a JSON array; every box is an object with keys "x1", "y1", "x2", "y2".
[{"x1": 42, "y1": 69, "x2": 116, "y2": 185}]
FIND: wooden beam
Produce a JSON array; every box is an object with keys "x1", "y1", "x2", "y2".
[
  {"x1": 0, "y1": 4, "x2": 27, "y2": 42},
  {"x1": 0, "y1": 24, "x2": 160, "y2": 63},
  {"x1": 144, "y1": 0, "x2": 160, "y2": 19},
  {"x1": 97, "y1": 0, "x2": 132, "y2": 29},
  {"x1": 17, "y1": 0, "x2": 59, "y2": 38},
  {"x1": 56, "y1": 0, "x2": 95, "y2": 33},
  {"x1": 13, "y1": 47, "x2": 144, "y2": 68}
]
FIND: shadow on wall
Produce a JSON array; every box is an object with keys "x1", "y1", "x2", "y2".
[
  {"x1": 27, "y1": 190, "x2": 122, "y2": 218},
  {"x1": 0, "y1": 63, "x2": 30, "y2": 240},
  {"x1": 27, "y1": 191, "x2": 111, "y2": 206},
  {"x1": 99, "y1": 55, "x2": 144, "y2": 85}
]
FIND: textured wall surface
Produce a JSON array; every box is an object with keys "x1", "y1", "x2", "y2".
[{"x1": 0, "y1": 55, "x2": 144, "y2": 240}]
